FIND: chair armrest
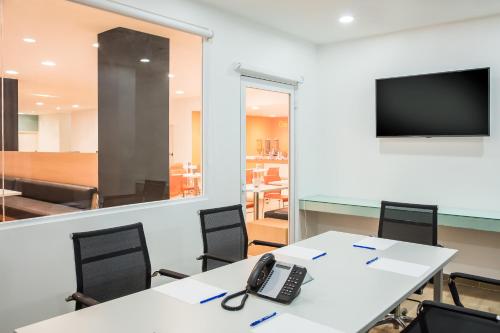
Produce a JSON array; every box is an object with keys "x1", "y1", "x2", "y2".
[
  {"x1": 152, "y1": 269, "x2": 189, "y2": 280},
  {"x1": 65, "y1": 292, "x2": 99, "y2": 307},
  {"x1": 196, "y1": 253, "x2": 236, "y2": 264},
  {"x1": 448, "y1": 272, "x2": 500, "y2": 307},
  {"x1": 419, "y1": 300, "x2": 499, "y2": 322},
  {"x1": 249, "y1": 239, "x2": 285, "y2": 248}
]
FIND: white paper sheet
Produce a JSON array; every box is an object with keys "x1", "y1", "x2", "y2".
[
  {"x1": 273, "y1": 245, "x2": 327, "y2": 261},
  {"x1": 252, "y1": 313, "x2": 344, "y2": 333},
  {"x1": 153, "y1": 279, "x2": 227, "y2": 304},
  {"x1": 353, "y1": 237, "x2": 399, "y2": 250},
  {"x1": 368, "y1": 257, "x2": 430, "y2": 277}
]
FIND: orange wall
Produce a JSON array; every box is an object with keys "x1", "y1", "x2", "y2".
[
  {"x1": 2, "y1": 152, "x2": 98, "y2": 187},
  {"x1": 246, "y1": 116, "x2": 288, "y2": 156}
]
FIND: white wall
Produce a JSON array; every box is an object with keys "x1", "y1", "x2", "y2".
[
  {"x1": 309, "y1": 16, "x2": 500, "y2": 278},
  {"x1": 70, "y1": 109, "x2": 98, "y2": 153},
  {"x1": 18, "y1": 132, "x2": 38, "y2": 151},
  {"x1": 170, "y1": 97, "x2": 201, "y2": 164},
  {"x1": 37, "y1": 114, "x2": 62, "y2": 152},
  {"x1": 315, "y1": 16, "x2": 500, "y2": 210},
  {"x1": 37, "y1": 114, "x2": 73, "y2": 152},
  {"x1": 0, "y1": 1, "x2": 317, "y2": 332}
]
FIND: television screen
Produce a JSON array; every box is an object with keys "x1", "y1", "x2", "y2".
[{"x1": 376, "y1": 68, "x2": 490, "y2": 137}]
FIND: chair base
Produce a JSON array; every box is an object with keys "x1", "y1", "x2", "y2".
[{"x1": 373, "y1": 306, "x2": 413, "y2": 330}]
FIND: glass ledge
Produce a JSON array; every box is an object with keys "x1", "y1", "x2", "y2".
[{"x1": 299, "y1": 195, "x2": 500, "y2": 233}]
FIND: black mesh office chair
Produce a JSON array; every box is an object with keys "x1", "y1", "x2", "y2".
[
  {"x1": 65, "y1": 223, "x2": 188, "y2": 310},
  {"x1": 449, "y1": 272, "x2": 500, "y2": 308},
  {"x1": 197, "y1": 204, "x2": 285, "y2": 272},
  {"x1": 375, "y1": 201, "x2": 438, "y2": 328},
  {"x1": 402, "y1": 300, "x2": 500, "y2": 333}
]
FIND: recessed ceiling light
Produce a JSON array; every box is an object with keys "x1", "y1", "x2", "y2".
[
  {"x1": 269, "y1": 114, "x2": 277, "y2": 118},
  {"x1": 23, "y1": 37, "x2": 36, "y2": 43},
  {"x1": 41, "y1": 60, "x2": 56, "y2": 67},
  {"x1": 35, "y1": 102, "x2": 44, "y2": 106},
  {"x1": 251, "y1": 106, "x2": 260, "y2": 110},
  {"x1": 339, "y1": 15, "x2": 354, "y2": 24},
  {"x1": 32, "y1": 93, "x2": 58, "y2": 98},
  {"x1": 175, "y1": 90, "x2": 185, "y2": 95},
  {"x1": 168, "y1": 73, "x2": 175, "y2": 79},
  {"x1": 56, "y1": 106, "x2": 61, "y2": 110},
  {"x1": 5, "y1": 70, "x2": 18, "y2": 75},
  {"x1": 140, "y1": 58, "x2": 150, "y2": 63},
  {"x1": 72, "y1": 104, "x2": 80, "y2": 108},
  {"x1": 92, "y1": 42, "x2": 99, "y2": 48}
]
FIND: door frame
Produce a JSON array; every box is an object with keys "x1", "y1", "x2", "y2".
[{"x1": 240, "y1": 76, "x2": 297, "y2": 244}]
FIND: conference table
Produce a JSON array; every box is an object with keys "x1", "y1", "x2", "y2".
[
  {"x1": 15, "y1": 231, "x2": 456, "y2": 333},
  {"x1": 246, "y1": 183, "x2": 288, "y2": 220}
]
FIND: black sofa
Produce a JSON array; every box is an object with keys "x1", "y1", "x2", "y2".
[{"x1": 3, "y1": 177, "x2": 97, "y2": 219}]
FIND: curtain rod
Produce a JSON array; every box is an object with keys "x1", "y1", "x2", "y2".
[{"x1": 69, "y1": 0, "x2": 214, "y2": 39}]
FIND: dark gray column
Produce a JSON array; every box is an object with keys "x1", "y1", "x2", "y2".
[
  {"x1": 98, "y1": 27, "x2": 170, "y2": 207},
  {"x1": 0, "y1": 78, "x2": 19, "y2": 151}
]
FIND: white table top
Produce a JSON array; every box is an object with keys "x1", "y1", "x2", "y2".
[
  {"x1": 268, "y1": 180, "x2": 288, "y2": 186},
  {"x1": 182, "y1": 172, "x2": 201, "y2": 178},
  {"x1": 15, "y1": 231, "x2": 456, "y2": 333},
  {"x1": 1, "y1": 189, "x2": 21, "y2": 197},
  {"x1": 246, "y1": 184, "x2": 288, "y2": 193}
]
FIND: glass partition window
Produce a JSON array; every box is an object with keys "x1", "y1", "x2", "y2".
[{"x1": 0, "y1": 0, "x2": 203, "y2": 222}]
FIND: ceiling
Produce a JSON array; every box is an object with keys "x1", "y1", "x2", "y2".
[
  {"x1": 2, "y1": 0, "x2": 202, "y2": 115},
  {"x1": 191, "y1": 0, "x2": 500, "y2": 44},
  {"x1": 246, "y1": 87, "x2": 289, "y2": 117}
]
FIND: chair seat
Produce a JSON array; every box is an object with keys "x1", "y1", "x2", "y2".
[{"x1": 264, "y1": 208, "x2": 288, "y2": 220}]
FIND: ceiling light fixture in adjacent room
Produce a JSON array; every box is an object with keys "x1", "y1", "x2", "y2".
[
  {"x1": 175, "y1": 90, "x2": 185, "y2": 95},
  {"x1": 5, "y1": 70, "x2": 19, "y2": 75},
  {"x1": 35, "y1": 102, "x2": 44, "y2": 106},
  {"x1": 339, "y1": 15, "x2": 354, "y2": 24},
  {"x1": 32, "y1": 93, "x2": 58, "y2": 98},
  {"x1": 251, "y1": 106, "x2": 260, "y2": 110},
  {"x1": 140, "y1": 58, "x2": 150, "y2": 63},
  {"x1": 23, "y1": 37, "x2": 36, "y2": 43},
  {"x1": 72, "y1": 104, "x2": 80, "y2": 108},
  {"x1": 41, "y1": 60, "x2": 56, "y2": 67}
]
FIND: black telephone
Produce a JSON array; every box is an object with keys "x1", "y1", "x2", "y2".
[{"x1": 221, "y1": 253, "x2": 307, "y2": 311}]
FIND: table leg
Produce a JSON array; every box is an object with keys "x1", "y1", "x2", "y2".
[
  {"x1": 433, "y1": 269, "x2": 443, "y2": 302},
  {"x1": 254, "y1": 192, "x2": 259, "y2": 221}
]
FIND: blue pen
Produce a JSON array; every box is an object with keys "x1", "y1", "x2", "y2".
[
  {"x1": 353, "y1": 244, "x2": 376, "y2": 250},
  {"x1": 200, "y1": 292, "x2": 227, "y2": 304},
  {"x1": 250, "y1": 312, "x2": 277, "y2": 327},
  {"x1": 366, "y1": 257, "x2": 379, "y2": 265},
  {"x1": 312, "y1": 252, "x2": 327, "y2": 260}
]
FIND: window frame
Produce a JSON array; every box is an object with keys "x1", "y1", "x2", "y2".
[{"x1": 0, "y1": 0, "x2": 209, "y2": 227}]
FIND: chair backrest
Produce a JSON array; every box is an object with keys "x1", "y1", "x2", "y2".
[
  {"x1": 71, "y1": 223, "x2": 151, "y2": 310},
  {"x1": 143, "y1": 179, "x2": 167, "y2": 202},
  {"x1": 402, "y1": 301, "x2": 500, "y2": 333},
  {"x1": 378, "y1": 201, "x2": 438, "y2": 246},
  {"x1": 246, "y1": 169, "x2": 253, "y2": 184},
  {"x1": 169, "y1": 174, "x2": 183, "y2": 197},
  {"x1": 199, "y1": 204, "x2": 248, "y2": 272},
  {"x1": 266, "y1": 167, "x2": 280, "y2": 177}
]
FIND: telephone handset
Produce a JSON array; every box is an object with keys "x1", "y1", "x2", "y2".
[{"x1": 221, "y1": 253, "x2": 307, "y2": 311}]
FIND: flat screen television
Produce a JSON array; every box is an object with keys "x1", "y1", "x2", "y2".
[{"x1": 376, "y1": 68, "x2": 490, "y2": 137}]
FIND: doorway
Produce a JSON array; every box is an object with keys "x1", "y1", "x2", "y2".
[{"x1": 241, "y1": 77, "x2": 295, "y2": 255}]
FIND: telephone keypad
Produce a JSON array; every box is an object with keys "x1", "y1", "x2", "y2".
[{"x1": 277, "y1": 265, "x2": 307, "y2": 303}]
